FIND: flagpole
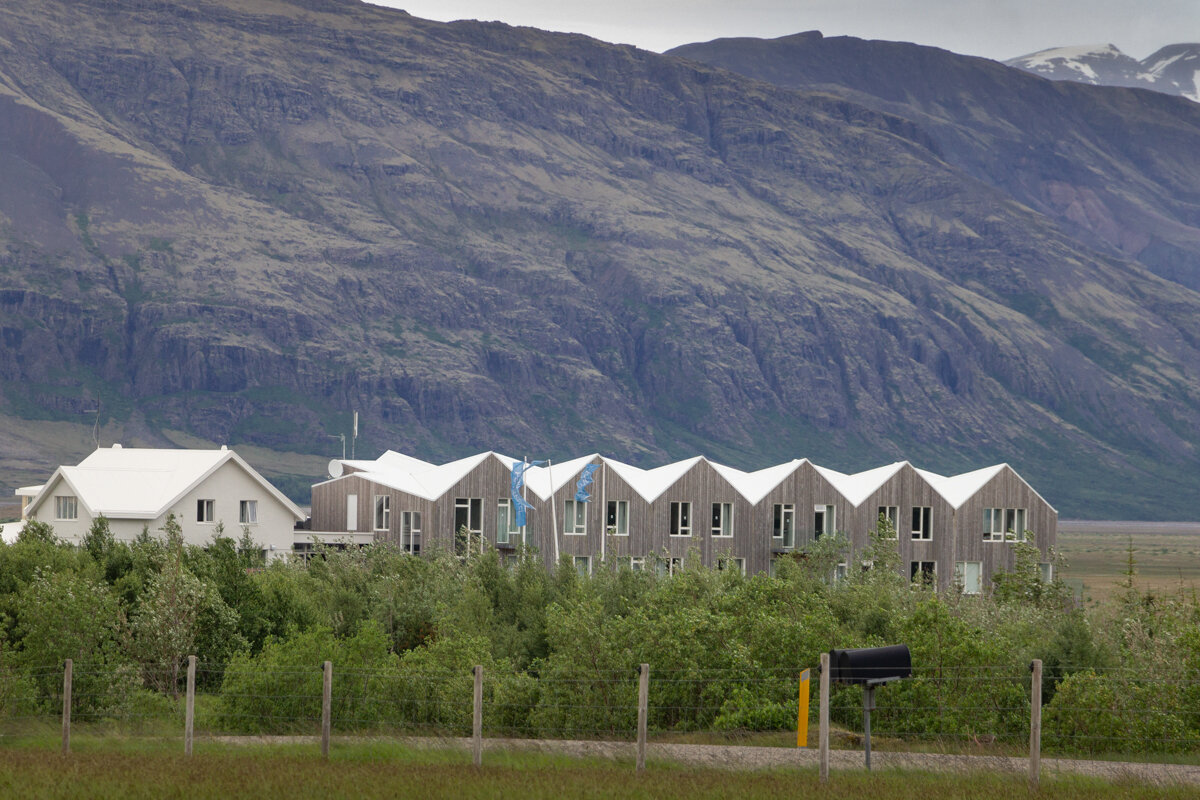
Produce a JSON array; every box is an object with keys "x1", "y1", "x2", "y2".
[
  {"x1": 522, "y1": 456, "x2": 528, "y2": 550},
  {"x1": 547, "y1": 459, "x2": 559, "y2": 564}
]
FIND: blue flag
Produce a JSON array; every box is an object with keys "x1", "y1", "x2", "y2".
[
  {"x1": 574, "y1": 463, "x2": 600, "y2": 503},
  {"x1": 511, "y1": 460, "x2": 546, "y2": 528}
]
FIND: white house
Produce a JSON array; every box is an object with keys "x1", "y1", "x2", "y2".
[{"x1": 20, "y1": 444, "x2": 305, "y2": 558}]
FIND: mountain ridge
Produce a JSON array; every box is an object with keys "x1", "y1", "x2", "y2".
[
  {"x1": 2, "y1": 2, "x2": 1200, "y2": 517},
  {"x1": 1006, "y1": 42, "x2": 1200, "y2": 102}
]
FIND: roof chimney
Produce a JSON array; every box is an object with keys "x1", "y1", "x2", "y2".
[
  {"x1": 221, "y1": 445, "x2": 228, "y2": 451},
  {"x1": 112, "y1": 443, "x2": 122, "y2": 449}
]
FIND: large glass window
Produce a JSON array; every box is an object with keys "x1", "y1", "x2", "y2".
[
  {"x1": 669, "y1": 502, "x2": 691, "y2": 536},
  {"x1": 606, "y1": 500, "x2": 629, "y2": 536},
  {"x1": 401, "y1": 511, "x2": 422, "y2": 553},
  {"x1": 373, "y1": 495, "x2": 391, "y2": 531},
  {"x1": 772, "y1": 503, "x2": 795, "y2": 548},
  {"x1": 496, "y1": 499, "x2": 520, "y2": 545},
  {"x1": 239, "y1": 500, "x2": 257, "y2": 525},
  {"x1": 55, "y1": 495, "x2": 78, "y2": 521},
  {"x1": 814, "y1": 504, "x2": 835, "y2": 540},
  {"x1": 564, "y1": 500, "x2": 587, "y2": 535},
  {"x1": 910, "y1": 560, "x2": 936, "y2": 584},
  {"x1": 454, "y1": 498, "x2": 483, "y2": 535},
  {"x1": 955, "y1": 561, "x2": 982, "y2": 594},
  {"x1": 911, "y1": 506, "x2": 932, "y2": 540},
  {"x1": 877, "y1": 506, "x2": 899, "y2": 538},
  {"x1": 711, "y1": 502, "x2": 733, "y2": 537},
  {"x1": 984, "y1": 508, "x2": 1027, "y2": 541},
  {"x1": 196, "y1": 499, "x2": 215, "y2": 523}
]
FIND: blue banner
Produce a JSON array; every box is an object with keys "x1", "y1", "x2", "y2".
[
  {"x1": 511, "y1": 460, "x2": 546, "y2": 528},
  {"x1": 574, "y1": 463, "x2": 600, "y2": 503}
]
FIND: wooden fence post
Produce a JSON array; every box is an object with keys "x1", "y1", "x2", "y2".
[
  {"x1": 473, "y1": 665, "x2": 483, "y2": 767},
  {"x1": 61, "y1": 658, "x2": 72, "y2": 755},
  {"x1": 185, "y1": 655, "x2": 197, "y2": 756},
  {"x1": 1029, "y1": 659, "x2": 1042, "y2": 790},
  {"x1": 321, "y1": 660, "x2": 332, "y2": 758},
  {"x1": 819, "y1": 651, "x2": 830, "y2": 782},
  {"x1": 636, "y1": 663, "x2": 649, "y2": 772}
]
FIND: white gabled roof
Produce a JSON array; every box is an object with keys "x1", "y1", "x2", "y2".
[
  {"x1": 914, "y1": 463, "x2": 1007, "y2": 509},
  {"x1": 709, "y1": 459, "x2": 807, "y2": 506},
  {"x1": 603, "y1": 455, "x2": 704, "y2": 504},
  {"x1": 26, "y1": 445, "x2": 305, "y2": 521},
  {"x1": 813, "y1": 461, "x2": 907, "y2": 508}
]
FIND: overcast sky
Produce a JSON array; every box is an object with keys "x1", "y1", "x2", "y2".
[{"x1": 369, "y1": 1, "x2": 1199, "y2": 62}]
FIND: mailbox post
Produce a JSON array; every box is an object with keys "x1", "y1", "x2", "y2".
[{"x1": 828, "y1": 645, "x2": 912, "y2": 771}]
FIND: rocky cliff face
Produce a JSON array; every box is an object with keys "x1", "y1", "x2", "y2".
[{"x1": 2, "y1": 2, "x2": 1200, "y2": 517}]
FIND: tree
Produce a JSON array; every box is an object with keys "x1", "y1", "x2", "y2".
[{"x1": 82, "y1": 515, "x2": 115, "y2": 562}]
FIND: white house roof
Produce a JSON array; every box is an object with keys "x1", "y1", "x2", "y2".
[
  {"x1": 15, "y1": 485, "x2": 43, "y2": 498},
  {"x1": 915, "y1": 464, "x2": 1007, "y2": 509},
  {"x1": 25, "y1": 445, "x2": 305, "y2": 521},
  {"x1": 709, "y1": 459, "x2": 807, "y2": 505},
  {"x1": 603, "y1": 455, "x2": 704, "y2": 504},
  {"x1": 813, "y1": 461, "x2": 907, "y2": 508}
]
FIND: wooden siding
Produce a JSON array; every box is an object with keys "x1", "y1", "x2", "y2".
[{"x1": 308, "y1": 457, "x2": 1057, "y2": 588}]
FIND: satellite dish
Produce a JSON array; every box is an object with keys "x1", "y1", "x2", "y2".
[{"x1": 328, "y1": 459, "x2": 344, "y2": 478}]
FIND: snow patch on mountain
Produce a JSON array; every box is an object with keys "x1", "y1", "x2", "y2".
[{"x1": 1007, "y1": 43, "x2": 1200, "y2": 103}]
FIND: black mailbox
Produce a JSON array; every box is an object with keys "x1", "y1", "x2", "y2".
[{"x1": 829, "y1": 644, "x2": 911, "y2": 686}]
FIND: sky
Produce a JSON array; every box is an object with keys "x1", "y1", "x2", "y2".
[{"x1": 368, "y1": 0, "x2": 1199, "y2": 62}]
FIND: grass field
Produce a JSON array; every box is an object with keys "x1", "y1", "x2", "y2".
[
  {"x1": 0, "y1": 738, "x2": 1196, "y2": 800},
  {"x1": 1056, "y1": 521, "x2": 1200, "y2": 603}
]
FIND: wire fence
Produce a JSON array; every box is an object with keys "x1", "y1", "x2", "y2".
[{"x1": 3, "y1": 660, "x2": 1200, "y2": 763}]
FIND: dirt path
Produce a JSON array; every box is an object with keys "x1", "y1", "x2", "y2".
[{"x1": 210, "y1": 734, "x2": 1200, "y2": 786}]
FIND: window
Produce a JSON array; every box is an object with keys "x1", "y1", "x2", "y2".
[
  {"x1": 669, "y1": 557, "x2": 683, "y2": 575},
  {"x1": 717, "y1": 557, "x2": 746, "y2": 575},
  {"x1": 239, "y1": 500, "x2": 258, "y2": 525},
  {"x1": 1040, "y1": 562, "x2": 1054, "y2": 583},
  {"x1": 374, "y1": 495, "x2": 391, "y2": 531},
  {"x1": 629, "y1": 557, "x2": 645, "y2": 572},
  {"x1": 401, "y1": 511, "x2": 422, "y2": 553},
  {"x1": 496, "y1": 499, "x2": 520, "y2": 545},
  {"x1": 196, "y1": 499, "x2": 215, "y2": 523},
  {"x1": 877, "y1": 506, "x2": 899, "y2": 538},
  {"x1": 711, "y1": 502, "x2": 733, "y2": 537},
  {"x1": 669, "y1": 501, "x2": 691, "y2": 536},
  {"x1": 574, "y1": 555, "x2": 591, "y2": 576},
  {"x1": 454, "y1": 498, "x2": 483, "y2": 535},
  {"x1": 346, "y1": 494, "x2": 358, "y2": 531},
  {"x1": 772, "y1": 503, "x2": 795, "y2": 548},
  {"x1": 55, "y1": 495, "x2": 78, "y2": 521},
  {"x1": 564, "y1": 499, "x2": 587, "y2": 535},
  {"x1": 911, "y1": 506, "x2": 932, "y2": 540},
  {"x1": 910, "y1": 560, "x2": 936, "y2": 584},
  {"x1": 834, "y1": 563, "x2": 848, "y2": 583},
  {"x1": 955, "y1": 561, "x2": 982, "y2": 595},
  {"x1": 983, "y1": 508, "x2": 1027, "y2": 541},
  {"x1": 606, "y1": 500, "x2": 629, "y2": 536},
  {"x1": 814, "y1": 504, "x2": 835, "y2": 540}
]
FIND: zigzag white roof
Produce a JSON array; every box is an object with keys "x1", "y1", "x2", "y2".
[
  {"x1": 325, "y1": 451, "x2": 1040, "y2": 511},
  {"x1": 25, "y1": 445, "x2": 305, "y2": 520}
]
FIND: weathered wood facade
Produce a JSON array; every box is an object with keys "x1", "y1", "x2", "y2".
[{"x1": 308, "y1": 452, "x2": 1057, "y2": 590}]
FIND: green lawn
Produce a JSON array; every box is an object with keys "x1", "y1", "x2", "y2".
[{"x1": 0, "y1": 738, "x2": 1195, "y2": 800}]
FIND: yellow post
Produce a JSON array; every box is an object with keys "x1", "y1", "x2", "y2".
[{"x1": 797, "y1": 668, "x2": 811, "y2": 747}]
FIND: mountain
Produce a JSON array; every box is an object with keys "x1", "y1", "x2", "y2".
[
  {"x1": 1006, "y1": 43, "x2": 1200, "y2": 102},
  {"x1": 3, "y1": 3, "x2": 1200, "y2": 518}
]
